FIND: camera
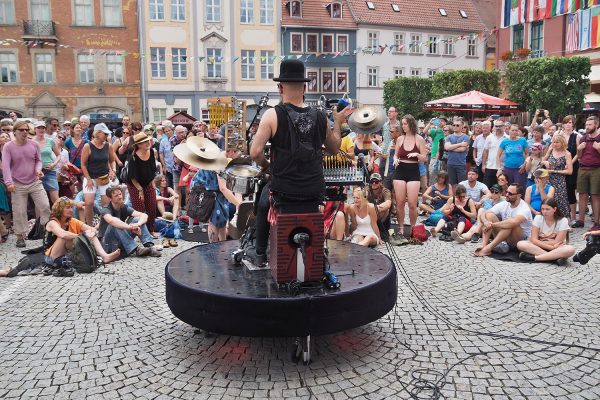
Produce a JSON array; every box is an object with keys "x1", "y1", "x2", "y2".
[{"x1": 573, "y1": 234, "x2": 600, "y2": 265}]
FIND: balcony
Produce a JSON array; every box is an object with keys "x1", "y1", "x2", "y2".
[{"x1": 22, "y1": 20, "x2": 58, "y2": 53}]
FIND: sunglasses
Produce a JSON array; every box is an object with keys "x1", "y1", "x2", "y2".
[
  {"x1": 453, "y1": 124, "x2": 462, "y2": 127},
  {"x1": 505, "y1": 191, "x2": 515, "y2": 196},
  {"x1": 491, "y1": 190, "x2": 501, "y2": 194},
  {"x1": 16, "y1": 128, "x2": 30, "y2": 132},
  {"x1": 457, "y1": 195, "x2": 466, "y2": 199},
  {"x1": 1, "y1": 128, "x2": 12, "y2": 132},
  {"x1": 371, "y1": 180, "x2": 381, "y2": 183},
  {"x1": 57, "y1": 136, "x2": 66, "y2": 140}
]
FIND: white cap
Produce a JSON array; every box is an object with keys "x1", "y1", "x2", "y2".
[
  {"x1": 34, "y1": 121, "x2": 46, "y2": 128},
  {"x1": 93, "y1": 123, "x2": 112, "y2": 134}
]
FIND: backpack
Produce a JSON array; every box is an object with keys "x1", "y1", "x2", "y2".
[
  {"x1": 27, "y1": 218, "x2": 44, "y2": 240},
  {"x1": 68, "y1": 233, "x2": 100, "y2": 273},
  {"x1": 411, "y1": 224, "x2": 428, "y2": 242},
  {"x1": 187, "y1": 185, "x2": 215, "y2": 223}
]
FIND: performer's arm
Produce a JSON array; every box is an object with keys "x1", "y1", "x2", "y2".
[
  {"x1": 250, "y1": 108, "x2": 276, "y2": 171},
  {"x1": 324, "y1": 106, "x2": 346, "y2": 155}
]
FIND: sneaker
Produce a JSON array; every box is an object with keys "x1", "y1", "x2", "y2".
[
  {"x1": 450, "y1": 230, "x2": 467, "y2": 244},
  {"x1": 135, "y1": 245, "x2": 152, "y2": 257},
  {"x1": 588, "y1": 224, "x2": 600, "y2": 232},
  {"x1": 29, "y1": 265, "x2": 44, "y2": 275},
  {"x1": 148, "y1": 248, "x2": 162, "y2": 257},
  {"x1": 162, "y1": 239, "x2": 170, "y2": 248},
  {"x1": 143, "y1": 241, "x2": 154, "y2": 248},
  {"x1": 389, "y1": 232, "x2": 408, "y2": 246},
  {"x1": 188, "y1": 227, "x2": 194, "y2": 234},
  {"x1": 245, "y1": 246, "x2": 267, "y2": 266},
  {"x1": 470, "y1": 233, "x2": 481, "y2": 243},
  {"x1": 493, "y1": 241, "x2": 510, "y2": 254},
  {"x1": 15, "y1": 237, "x2": 25, "y2": 248},
  {"x1": 42, "y1": 264, "x2": 55, "y2": 276},
  {"x1": 556, "y1": 258, "x2": 568, "y2": 266},
  {"x1": 571, "y1": 220, "x2": 584, "y2": 228},
  {"x1": 52, "y1": 266, "x2": 75, "y2": 277},
  {"x1": 518, "y1": 252, "x2": 536, "y2": 262}
]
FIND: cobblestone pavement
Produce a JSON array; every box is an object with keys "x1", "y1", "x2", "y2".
[{"x1": 0, "y1": 225, "x2": 599, "y2": 400}]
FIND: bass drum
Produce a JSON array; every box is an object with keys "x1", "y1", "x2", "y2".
[{"x1": 224, "y1": 165, "x2": 261, "y2": 196}]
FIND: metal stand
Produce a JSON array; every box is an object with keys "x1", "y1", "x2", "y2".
[{"x1": 292, "y1": 335, "x2": 311, "y2": 364}]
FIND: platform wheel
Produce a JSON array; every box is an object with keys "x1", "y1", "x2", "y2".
[{"x1": 233, "y1": 251, "x2": 243, "y2": 264}]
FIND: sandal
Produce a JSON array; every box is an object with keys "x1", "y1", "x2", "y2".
[
  {"x1": 162, "y1": 239, "x2": 170, "y2": 248},
  {"x1": 169, "y1": 239, "x2": 178, "y2": 247}
]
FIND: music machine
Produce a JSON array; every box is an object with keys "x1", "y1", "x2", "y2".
[
  {"x1": 207, "y1": 96, "x2": 247, "y2": 153},
  {"x1": 165, "y1": 97, "x2": 397, "y2": 364}
]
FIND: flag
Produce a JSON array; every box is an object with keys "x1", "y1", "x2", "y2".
[
  {"x1": 527, "y1": 0, "x2": 538, "y2": 21},
  {"x1": 509, "y1": 0, "x2": 525, "y2": 25},
  {"x1": 591, "y1": 6, "x2": 600, "y2": 47},
  {"x1": 567, "y1": 11, "x2": 580, "y2": 52},
  {"x1": 567, "y1": 0, "x2": 581, "y2": 12},
  {"x1": 579, "y1": 7, "x2": 592, "y2": 49},
  {"x1": 545, "y1": 0, "x2": 555, "y2": 17}
]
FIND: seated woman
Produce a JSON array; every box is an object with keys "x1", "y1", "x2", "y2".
[
  {"x1": 419, "y1": 171, "x2": 452, "y2": 216},
  {"x1": 455, "y1": 184, "x2": 505, "y2": 243},
  {"x1": 44, "y1": 197, "x2": 121, "y2": 276},
  {"x1": 524, "y1": 168, "x2": 554, "y2": 217},
  {"x1": 517, "y1": 198, "x2": 575, "y2": 266},
  {"x1": 496, "y1": 173, "x2": 509, "y2": 194},
  {"x1": 154, "y1": 174, "x2": 180, "y2": 219},
  {"x1": 429, "y1": 184, "x2": 477, "y2": 239},
  {"x1": 346, "y1": 188, "x2": 381, "y2": 247},
  {"x1": 323, "y1": 200, "x2": 346, "y2": 240}
]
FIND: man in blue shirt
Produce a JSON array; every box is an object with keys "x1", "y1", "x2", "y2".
[{"x1": 444, "y1": 118, "x2": 470, "y2": 191}]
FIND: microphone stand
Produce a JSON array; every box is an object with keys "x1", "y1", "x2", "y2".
[{"x1": 246, "y1": 94, "x2": 269, "y2": 152}]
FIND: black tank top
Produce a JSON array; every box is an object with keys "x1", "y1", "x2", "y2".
[
  {"x1": 271, "y1": 104, "x2": 327, "y2": 198},
  {"x1": 129, "y1": 150, "x2": 156, "y2": 186},
  {"x1": 87, "y1": 142, "x2": 109, "y2": 178}
]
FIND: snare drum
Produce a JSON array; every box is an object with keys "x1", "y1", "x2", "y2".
[{"x1": 224, "y1": 165, "x2": 261, "y2": 195}]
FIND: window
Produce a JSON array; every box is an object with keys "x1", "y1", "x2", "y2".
[
  {"x1": 306, "y1": 33, "x2": 318, "y2": 53},
  {"x1": 35, "y1": 53, "x2": 53, "y2": 83},
  {"x1": 530, "y1": 21, "x2": 543, "y2": 54},
  {"x1": 443, "y1": 37, "x2": 454, "y2": 55},
  {"x1": 150, "y1": 0, "x2": 164, "y2": 20},
  {"x1": 74, "y1": 0, "x2": 93, "y2": 26},
  {"x1": 172, "y1": 48, "x2": 187, "y2": 79},
  {"x1": 103, "y1": 0, "x2": 122, "y2": 26},
  {"x1": 0, "y1": 53, "x2": 17, "y2": 83},
  {"x1": 30, "y1": 0, "x2": 50, "y2": 20},
  {"x1": 366, "y1": 1, "x2": 374, "y2": 10},
  {"x1": 459, "y1": 10, "x2": 468, "y2": 18},
  {"x1": 307, "y1": 71, "x2": 318, "y2": 92},
  {"x1": 512, "y1": 24, "x2": 524, "y2": 52},
  {"x1": 336, "y1": 71, "x2": 347, "y2": 92},
  {"x1": 150, "y1": 47, "x2": 166, "y2": 79},
  {"x1": 260, "y1": 0, "x2": 273, "y2": 24},
  {"x1": 77, "y1": 54, "x2": 95, "y2": 83},
  {"x1": 368, "y1": 31, "x2": 378, "y2": 50},
  {"x1": 438, "y1": 8, "x2": 447, "y2": 16},
  {"x1": 393, "y1": 67, "x2": 403, "y2": 79},
  {"x1": 241, "y1": 50, "x2": 255, "y2": 80},
  {"x1": 206, "y1": 0, "x2": 221, "y2": 22},
  {"x1": 331, "y1": 2, "x2": 341, "y2": 18},
  {"x1": 428, "y1": 69, "x2": 437, "y2": 78},
  {"x1": 171, "y1": 0, "x2": 185, "y2": 21},
  {"x1": 410, "y1": 34, "x2": 421, "y2": 54},
  {"x1": 322, "y1": 71, "x2": 333, "y2": 92},
  {"x1": 393, "y1": 32, "x2": 404, "y2": 52},
  {"x1": 428, "y1": 35, "x2": 439, "y2": 54},
  {"x1": 0, "y1": 0, "x2": 15, "y2": 24},
  {"x1": 322, "y1": 34, "x2": 333, "y2": 53},
  {"x1": 337, "y1": 35, "x2": 348, "y2": 53},
  {"x1": 207, "y1": 48, "x2": 222, "y2": 78},
  {"x1": 410, "y1": 68, "x2": 421, "y2": 77},
  {"x1": 291, "y1": 33, "x2": 303, "y2": 53},
  {"x1": 391, "y1": 3, "x2": 399, "y2": 12},
  {"x1": 260, "y1": 50, "x2": 274, "y2": 80},
  {"x1": 290, "y1": 0, "x2": 301, "y2": 17},
  {"x1": 240, "y1": 0, "x2": 253, "y2": 23},
  {"x1": 106, "y1": 54, "x2": 123, "y2": 83},
  {"x1": 153, "y1": 108, "x2": 167, "y2": 122},
  {"x1": 173, "y1": 108, "x2": 187, "y2": 113},
  {"x1": 367, "y1": 67, "x2": 378, "y2": 87},
  {"x1": 467, "y1": 37, "x2": 477, "y2": 57}
]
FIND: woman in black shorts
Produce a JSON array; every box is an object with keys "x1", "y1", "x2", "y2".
[{"x1": 392, "y1": 114, "x2": 428, "y2": 238}]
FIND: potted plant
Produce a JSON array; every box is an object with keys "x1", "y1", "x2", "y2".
[
  {"x1": 500, "y1": 50, "x2": 514, "y2": 62},
  {"x1": 515, "y1": 48, "x2": 531, "y2": 59}
]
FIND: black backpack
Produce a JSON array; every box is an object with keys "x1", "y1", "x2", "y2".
[{"x1": 68, "y1": 233, "x2": 100, "y2": 273}]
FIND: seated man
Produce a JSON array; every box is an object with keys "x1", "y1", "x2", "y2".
[
  {"x1": 458, "y1": 167, "x2": 490, "y2": 209},
  {"x1": 98, "y1": 186, "x2": 161, "y2": 257},
  {"x1": 455, "y1": 184, "x2": 505, "y2": 243},
  {"x1": 44, "y1": 197, "x2": 121, "y2": 276},
  {"x1": 366, "y1": 173, "x2": 392, "y2": 241},
  {"x1": 475, "y1": 183, "x2": 533, "y2": 257}
]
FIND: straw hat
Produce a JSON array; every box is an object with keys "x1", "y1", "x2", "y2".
[
  {"x1": 133, "y1": 132, "x2": 151, "y2": 145},
  {"x1": 185, "y1": 136, "x2": 221, "y2": 160},
  {"x1": 173, "y1": 142, "x2": 229, "y2": 171}
]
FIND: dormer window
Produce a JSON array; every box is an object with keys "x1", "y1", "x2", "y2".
[
  {"x1": 366, "y1": 1, "x2": 375, "y2": 10},
  {"x1": 459, "y1": 10, "x2": 468, "y2": 18},
  {"x1": 331, "y1": 2, "x2": 342, "y2": 18},
  {"x1": 391, "y1": 4, "x2": 400, "y2": 12},
  {"x1": 290, "y1": 0, "x2": 302, "y2": 17},
  {"x1": 438, "y1": 8, "x2": 447, "y2": 16}
]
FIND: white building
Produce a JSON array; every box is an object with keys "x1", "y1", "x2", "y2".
[{"x1": 346, "y1": 0, "x2": 487, "y2": 106}]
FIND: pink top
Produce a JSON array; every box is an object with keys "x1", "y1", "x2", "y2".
[{"x1": 2, "y1": 140, "x2": 42, "y2": 185}]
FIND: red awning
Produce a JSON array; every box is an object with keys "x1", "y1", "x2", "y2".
[{"x1": 424, "y1": 90, "x2": 521, "y2": 113}]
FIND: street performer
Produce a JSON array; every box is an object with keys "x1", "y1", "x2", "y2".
[{"x1": 248, "y1": 59, "x2": 346, "y2": 265}]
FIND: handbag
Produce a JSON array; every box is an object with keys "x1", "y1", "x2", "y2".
[
  {"x1": 95, "y1": 174, "x2": 110, "y2": 186},
  {"x1": 120, "y1": 160, "x2": 129, "y2": 183},
  {"x1": 411, "y1": 223, "x2": 428, "y2": 242},
  {"x1": 187, "y1": 185, "x2": 215, "y2": 223}
]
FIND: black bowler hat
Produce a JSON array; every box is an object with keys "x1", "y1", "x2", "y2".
[{"x1": 273, "y1": 59, "x2": 310, "y2": 82}]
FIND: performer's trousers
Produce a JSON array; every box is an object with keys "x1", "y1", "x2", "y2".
[{"x1": 255, "y1": 181, "x2": 271, "y2": 254}]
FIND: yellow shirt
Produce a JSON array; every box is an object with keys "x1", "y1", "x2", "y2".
[{"x1": 324, "y1": 135, "x2": 354, "y2": 167}]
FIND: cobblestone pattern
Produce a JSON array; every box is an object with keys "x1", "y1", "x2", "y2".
[{"x1": 0, "y1": 226, "x2": 599, "y2": 399}]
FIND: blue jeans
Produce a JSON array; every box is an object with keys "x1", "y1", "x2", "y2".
[{"x1": 101, "y1": 218, "x2": 153, "y2": 255}]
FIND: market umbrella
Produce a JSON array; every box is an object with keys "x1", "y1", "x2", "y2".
[{"x1": 424, "y1": 90, "x2": 520, "y2": 114}]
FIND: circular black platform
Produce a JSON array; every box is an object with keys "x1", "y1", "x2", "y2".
[{"x1": 165, "y1": 240, "x2": 397, "y2": 337}]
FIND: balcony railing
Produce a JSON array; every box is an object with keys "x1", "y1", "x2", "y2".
[
  {"x1": 22, "y1": 20, "x2": 56, "y2": 38},
  {"x1": 530, "y1": 49, "x2": 546, "y2": 58}
]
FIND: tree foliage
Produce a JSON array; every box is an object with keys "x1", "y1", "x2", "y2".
[
  {"x1": 431, "y1": 69, "x2": 501, "y2": 99},
  {"x1": 383, "y1": 77, "x2": 433, "y2": 120},
  {"x1": 504, "y1": 57, "x2": 591, "y2": 116}
]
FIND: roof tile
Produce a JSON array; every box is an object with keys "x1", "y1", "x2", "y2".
[{"x1": 281, "y1": 0, "x2": 358, "y2": 28}]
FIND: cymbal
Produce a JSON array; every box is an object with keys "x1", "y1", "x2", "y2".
[{"x1": 348, "y1": 105, "x2": 386, "y2": 135}]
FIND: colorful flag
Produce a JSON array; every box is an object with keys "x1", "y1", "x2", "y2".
[
  {"x1": 510, "y1": 0, "x2": 525, "y2": 25},
  {"x1": 527, "y1": 0, "x2": 538, "y2": 21},
  {"x1": 545, "y1": 0, "x2": 555, "y2": 18},
  {"x1": 579, "y1": 7, "x2": 592, "y2": 49},
  {"x1": 568, "y1": 0, "x2": 581, "y2": 12},
  {"x1": 591, "y1": 6, "x2": 600, "y2": 47},
  {"x1": 567, "y1": 11, "x2": 580, "y2": 52}
]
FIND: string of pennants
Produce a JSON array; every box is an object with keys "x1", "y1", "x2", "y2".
[{"x1": 0, "y1": 32, "x2": 488, "y2": 64}]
